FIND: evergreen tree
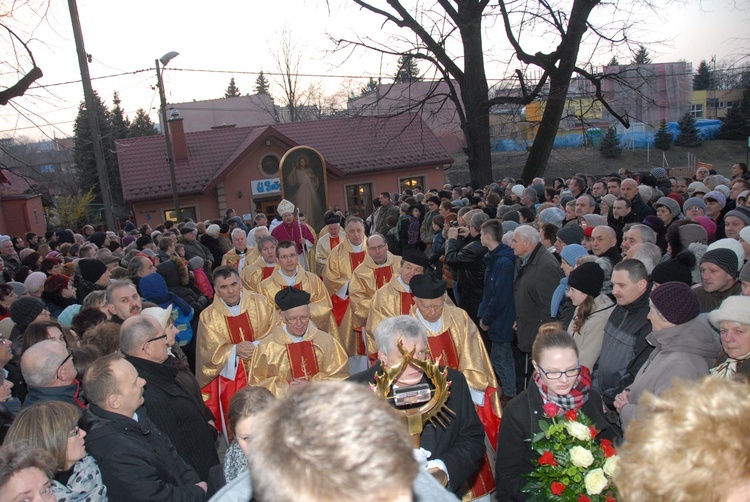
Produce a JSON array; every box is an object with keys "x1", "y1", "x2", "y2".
[
  {"x1": 110, "y1": 91, "x2": 130, "y2": 141},
  {"x1": 255, "y1": 71, "x2": 270, "y2": 95},
  {"x1": 394, "y1": 55, "x2": 421, "y2": 83},
  {"x1": 632, "y1": 45, "x2": 652, "y2": 65},
  {"x1": 607, "y1": 56, "x2": 619, "y2": 66},
  {"x1": 600, "y1": 128, "x2": 622, "y2": 158},
  {"x1": 693, "y1": 60, "x2": 712, "y2": 91},
  {"x1": 360, "y1": 77, "x2": 378, "y2": 96},
  {"x1": 654, "y1": 120, "x2": 672, "y2": 151},
  {"x1": 718, "y1": 105, "x2": 749, "y2": 140},
  {"x1": 224, "y1": 77, "x2": 241, "y2": 97},
  {"x1": 72, "y1": 91, "x2": 123, "y2": 208},
  {"x1": 674, "y1": 112, "x2": 702, "y2": 147},
  {"x1": 128, "y1": 109, "x2": 158, "y2": 137}
]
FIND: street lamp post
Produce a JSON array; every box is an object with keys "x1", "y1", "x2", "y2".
[{"x1": 155, "y1": 51, "x2": 182, "y2": 222}]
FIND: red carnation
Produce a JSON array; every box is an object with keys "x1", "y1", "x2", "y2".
[
  {"x1": 538, "y1": 451, "x2": 557, "y2": 466},
  {"x1": 606, "y1": 497, "x2": 617, "y2": 502},
  {"x1": 600, "y1": 439, "x2": 617, "y2": 458},
  {"x1": 565, "y1": 409, "x2": 578, "y2": 421},
  {"x1": 578, "y1": 495, "x2": 592, "y2": 502},
  {"x1": 550, "y1": 481, "x2": 566, "y2": 496},
  {"x1": 543, "y1": 402, "x2": 560, "y2": 417},
  {"x1": 589, "y1": 426, "x2": 599, "y2": 438}
]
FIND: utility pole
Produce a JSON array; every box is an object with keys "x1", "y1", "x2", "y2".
[
  {"x1": 67, "y1": 0, "x2": 116, "y2": 230},
  {"x1": 155, "y1": 57, "x2": 182, "y2": 222}
]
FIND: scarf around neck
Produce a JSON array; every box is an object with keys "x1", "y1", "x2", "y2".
[
  {"x1": 533, "y1": 365, "x2": 591, "y2": 415},
  {"x1": 710, "y1": 351, "x2": 750, "y2": 379}
]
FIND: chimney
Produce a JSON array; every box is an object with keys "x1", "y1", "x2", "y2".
[{"x1": 168, "y1": 109, "x2": 188, "y2": 161}]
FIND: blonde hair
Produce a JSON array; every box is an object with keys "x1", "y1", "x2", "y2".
[{"x1": 615, "y1": 377, "x2": 750, "y2": 501}]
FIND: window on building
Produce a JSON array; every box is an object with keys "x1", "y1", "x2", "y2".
[
  {"x1": 163, "y1": 206, "x2": 197, "y2": 222},
  {"x1": 719, "y1": 101, "x2": 726, "y2": 109},
  {"x1": 691, "y1": 104, "x2": 704, "y2": 119},
  {"x1": 399, "y1": 176, "x2": 424, "y2": 194},
  {"x1": 260, "y1": 155, "x2": 279, "y2": 177},
  {"x1": 345, "y1": 183, "x2": 372, "y2": 219},
  {"x1": 489, "y1": 126, "x2": 496, "y2": 137}
]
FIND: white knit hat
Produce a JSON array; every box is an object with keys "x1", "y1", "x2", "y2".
[
  {"x1": 278, "y1": 199, "x2": 295, "y2": 216},
  {"x1": 511, "y1": 184, "x2": 525, "y2": 197}
]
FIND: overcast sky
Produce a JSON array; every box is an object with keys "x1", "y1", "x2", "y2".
[{"x1": 1, "y1": 0, "x2": 746, "y2": 142}]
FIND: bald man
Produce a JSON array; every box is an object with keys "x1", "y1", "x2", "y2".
[
  {"x1": 620, "y1": 179, "x2": 654, "y2": 221},
  {"x1": 590, "y1": 226, "x2": 621, "y2": 267}
]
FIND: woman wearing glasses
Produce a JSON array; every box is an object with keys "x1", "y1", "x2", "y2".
[
  {"x1": 495, "y1": 324, "x2": 617, "y2": 501},
  {"x1": 5, "y1": 401, "x2": 107, "y2": 501}
]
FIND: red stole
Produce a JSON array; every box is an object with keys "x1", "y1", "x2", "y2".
[
  {"x1": 427, "y1": 330, "x2": 459, "y2": 369},
  {"x1": 349, "y1": 251, "x2": 366, "y2": 271},
  {"x1": 286, "y1": 340, "x2": 320, "y2": 380},
  {"x1": 331, "y1": 295, "x2": 349, "y2": 326},
  {"x1": 399, "y1": 292, "x2": 415, "y2": 315},
  {"x1": 224, "y1": 313, "x2": 255, "y2": 343},
  {"x1": 374, "y1": 267, "x2": 393, "y2": 289},
  {"x1": 330, "y1": 236, "x2": 340, "y2": 249},
  {"x1": 262, "y1": 266, "x2": 274, "y2": 280}
]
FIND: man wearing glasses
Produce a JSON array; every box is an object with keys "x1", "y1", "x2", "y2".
[
  {"x1": 20, "y1": 339, "x2": 84, "y2": 410},
  {"x1": 121, "y1": 315, "x2": 220, "y2": 482},
  {"x1": 248, "y1": 287, "x2": 348, "y2": 398}
]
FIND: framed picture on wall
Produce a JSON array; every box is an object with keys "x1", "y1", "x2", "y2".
[{"x1": 280, "y1": 146, "x2": 328, "y2": 231}]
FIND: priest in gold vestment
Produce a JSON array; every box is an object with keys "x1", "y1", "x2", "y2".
[
  {"x1": 344, "y1": 233, "x2": 398, "y2": 358},
  {"x1": 314, "y1": 213, "x2": 342, "y2": 276},
  {"x1": 241, "y1": 235, "x2": 278, "y2": 291},
  {"x1": 221, "y1": 227, "x2": 262, "y2": 274},
  {"x1": 257, "y1": 240, "x2": 339, "y2": 340},
  {"x1": 323, "y1": 217, "x2": 367, "y2": 332},
  {"x1": 196, "y1": 266, "x2": 279, "y2": 434},
  {"x1": 248, "y1": 287, "x2": 349, "y2": 397},
  {"x1": 364, "y1": 248, "x2": 430, "y2": 355}
]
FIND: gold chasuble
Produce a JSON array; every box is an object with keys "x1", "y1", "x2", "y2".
[
  {"x1": 196, "y1": 292, "x2": 278, "y2": 388},
  {"x1": 221, "y1": 247, "x2": 259, "y2": 274},
  {"x1": 410, "y1": 302, "x2": 502, "y2": 501},
  {"x1": 314, "y1": 232, "x2": 341, "y2": 276},
  {"x1": 342, "y1": 252, "x2": 398, "y2": 356},
  {"x1": 323, "y1": 238, "x2": 367, "y2": 335},
  {"x1": 241, "y1": 256, "x2": 276, "y2": 292},
  {"x1": 364, "y1": 277, "x2": 415, "y2": 356},
  {"x1": 257, "y1": 266, "x2": 339, "y2": 341},
  {"x1": 248, "y1": 325, "x2": 349, "y2": 397}
]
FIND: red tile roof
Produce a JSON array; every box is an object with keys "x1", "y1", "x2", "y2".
[{"x1": 117, "y1": 114, "x2": 452, "y2": 203}]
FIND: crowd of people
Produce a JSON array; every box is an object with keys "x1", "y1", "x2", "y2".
[{"x1": 0, "y1": 162, "x2": 749, "y2": 501}]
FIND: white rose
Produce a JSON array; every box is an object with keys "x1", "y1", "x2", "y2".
[
  {"x1": 603, "y1": 455, "x2": 620, "y2": 477},
  {"x1": 585, "y1": 468, "x2": 609, "y2": 495},
  {"x1": 569, "y1": 446, "x2": 594, "y2": 468},
  {"x1": 566, "y1": 420, "x2": 592, "y2": 441}
]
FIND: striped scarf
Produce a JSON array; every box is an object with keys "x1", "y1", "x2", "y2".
[
  {"x1": 533, "y1": 365, "x2": 592, "y2": 415},
  {"x1": 710, "y1": 352, "x2": 750, "y2": 379}
]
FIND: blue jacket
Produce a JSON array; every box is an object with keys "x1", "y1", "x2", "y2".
[
  {"x1": 139, "y1": 273, "x2": 195, "y2": 344},
  {"x1": 478, "y1": 243, "x2": 516, "y2": 343}
]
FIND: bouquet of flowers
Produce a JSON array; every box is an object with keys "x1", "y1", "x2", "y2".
[{"x1": 522, "y1": 403, "x2": 619, "y2": 501}]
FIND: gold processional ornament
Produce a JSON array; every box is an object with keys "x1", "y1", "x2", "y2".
[{"x1": 371, "y1": 339, "x2": 455, "y2": 447}]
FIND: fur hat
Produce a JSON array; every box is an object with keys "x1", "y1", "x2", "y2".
[
  {"x1": 568, "y1": 262, "x2": 604, "y2": 298},
  {"x1": 650, "y1": 281, "x2": 700, "y2": 325},
  {"x1": 709, "y1": 296, "x2": 750, "y2": 328}
]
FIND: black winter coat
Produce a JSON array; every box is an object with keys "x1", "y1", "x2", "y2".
[
  {"x1": 445, "y1": 233, "x2": 487, "y2": 322},
  {"x1": 495, "y1": 384, "x2": 618, "y2": 501},
  {"x1": 79, "y1": 404, "x2": 206, "y2": 502},
  {"x1": 157, "y1": 259, "x2": 209, "y2": 316},
  {"x1": 125, "y1": 355, "x2": 219, "y2": 481}
]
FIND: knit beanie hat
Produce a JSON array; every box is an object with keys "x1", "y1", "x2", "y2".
[
  {"x1": 650, "y1": 251, "x2": 696, "y2": 286},
  {"x1": 700, "y1": 249, "x2": 740, "y2": 278},
  {"x1": 740, "y1": 260, "x2": 750, "y2": 283},
  {"x1": 24, "y1": 272, "x2": 47, "y2": 297},
  {"x1": 557, "y1": 225, "x2": 584, "y2": 246},
  {"x1": 725, "y1": 206, "x2": 750, "y2": 227},
  {"x1": 10, "y1": 296, "x2": 45, "y2": 330},
  {"x1": 667, "y1": 193, "x2": 685, "y2": 208},
  {"x1": 539, "y1": 207, "x2": 565, "y2": 229},
  {"x1": 650, "y1": 167, "x2": 667, "y2": 180},
  {"x1": 188, "y1": 256, "x2": 204, "y2": 271},
  {"x1": 741, "y1": 226, "x2": 750, "y2": 246},
  {"x1": 683, "y1": 197, "x2": 707, "y2": 213},
  {"x1": 601, "y1": 194, "x2": 617, "y2": 209},
  {"x1": 643, "y1": 215, "x2": 665, "y2": 235},
  {"x1": 88, "y1": 231, "x2": 107, "y2": 248},
  {"x1": 511, "y1": 184, "x2": 525, "y2": 198},
  {"x1": 694, "y1": 216, "x2": 717, "y2": 242},
  {"x1": 650, "y1": 281, "x2": 700, "y2": 325},
  {"x1": 502, "y1": 211, "x2": 520, "y2": 223},
  {"x1": 704, "y1": 190, "x2": 726, "y2": 208},
  {"x1": 568, "y1": 262, "x2": 604, "y2": 298},
  {"x1": 654, "y1": 197, "x2": 681, "y2": 218},
  {"x1": 44, "y1": 274, "x2": 71, "y2": 295},
  {"x1": 707, "y1": 238, "x2": 745, "y2": 270},
  {"x1": 560, "y1": 244, "x2": 589, "y2": 267},
  {"x1": 78, "y1": 258, "x2": 108, "y2": 283}
]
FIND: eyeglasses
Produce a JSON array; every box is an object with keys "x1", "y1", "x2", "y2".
[
  {"x1": 284, "y1": 315, "x2": 310, "y2": 325},
  {"x1": 68, "y1": 426, "x2": 81, "y2": 437},
  {"x1": 57, "y1": 352, "x2": 73, "y2": 375},
  {"x1": 142, "y1": 334, "x2": 167, "y2": 348},
  {"x1": 0, "y1": 336, "x2": 8, "y2": 345},
  {"x1": 537, "y1": 365, "x2": 581, "y2": 380}
]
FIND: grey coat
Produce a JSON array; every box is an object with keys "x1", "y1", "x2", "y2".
[
  {"x1": 513, "y1": 243, "x2": 564, "y2": 352},
  {"x1": 619, "y1": 317, "x2": 722, "y2": 428}
]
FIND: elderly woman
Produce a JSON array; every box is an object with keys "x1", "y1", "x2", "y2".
[
  {"x1": 615, "y1": 282, "x2": 721, "y2": 429},
  {"x1": 709, "y1": 296, "x2": 750, "y2": 379},
  {"x1": 5, "y1": 401, "x2": 107, "y2": 501},
  {"x1": 41, "y1": 273, "x2": 78, "y2": 319}
]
